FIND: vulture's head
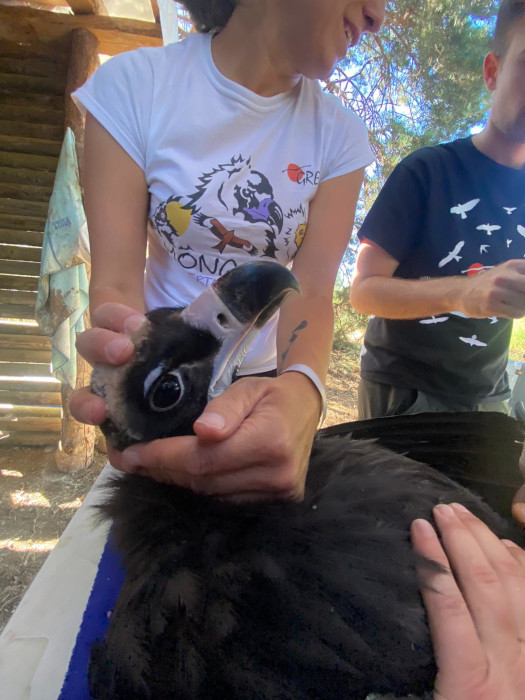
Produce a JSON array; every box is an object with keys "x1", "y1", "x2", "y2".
[{"x1": 91, "y1": 262, "x2": 299, "y2": 451}]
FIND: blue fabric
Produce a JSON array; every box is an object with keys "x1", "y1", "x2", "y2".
[{"x1": 58, "y1": 533, "x2": 125, "y2": 700}]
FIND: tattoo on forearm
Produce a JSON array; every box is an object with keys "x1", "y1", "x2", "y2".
[{"x1": 281, "y1": 320, "x2": 308, "y2": 363}]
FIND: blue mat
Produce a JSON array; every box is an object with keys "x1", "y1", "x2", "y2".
[{"x1": 58, "y1": 533, "x2": 125, "y2": 699}]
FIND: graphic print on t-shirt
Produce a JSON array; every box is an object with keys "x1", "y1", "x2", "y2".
[
  {"x1": 419, "y1": 198, "x2": 524, "y2": 353},
  {"x1": 153, "y1": 154, "x2": 307, "y2": 273}
]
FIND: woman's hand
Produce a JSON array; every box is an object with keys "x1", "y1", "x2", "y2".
[
  {"x1": 109, "y1": 371, "x2": 320, "y2": 500},
  {"x1": 411, "y1": 503, "x2": 525, "y2": 700},
  {"x1": 70, "y1": 302, "x2": 147, "y2": 426}
]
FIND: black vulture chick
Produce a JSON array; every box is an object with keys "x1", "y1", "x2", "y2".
[{"x1": 88, "y1": 261, "x2": 524, "y2": 700}]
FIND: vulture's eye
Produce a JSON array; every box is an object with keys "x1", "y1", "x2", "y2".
[{"x1": 144, "y1": 366, "x2": 185, "y2": 412}]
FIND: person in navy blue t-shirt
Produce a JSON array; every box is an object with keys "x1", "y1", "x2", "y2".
[{"x1": 352, "y1": 0, "x2": 525, "y2": 422}]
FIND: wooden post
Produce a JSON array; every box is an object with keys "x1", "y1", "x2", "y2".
[{"x1": 55, "y1": 28, "x2": 100, "y2": 472}]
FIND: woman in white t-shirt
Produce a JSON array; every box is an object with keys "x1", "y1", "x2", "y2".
[{"x1": 71, "y1": 0, "x2": 385, "y2": 498}]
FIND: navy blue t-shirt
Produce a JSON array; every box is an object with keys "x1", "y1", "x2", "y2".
[{"x1": 358, "y1": 137, "x2": 525, "y2": 402}]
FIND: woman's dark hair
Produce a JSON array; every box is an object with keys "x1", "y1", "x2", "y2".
[
  {"x1": 493, "y1": 0, "x2": 525, "y2": 56},
  {"x1": 180, "y1": 1, "x2": 237, "y2": 33}
]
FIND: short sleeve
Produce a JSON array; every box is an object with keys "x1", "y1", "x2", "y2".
[
  {"x1": 357, "y1": 160, "x2": 428, "y2": 262},
  {"x1": 72, "y1": 49, "x2": 155, "y2": 171},
  {"x1": 321, "y1": 99, "x2": 375, "y2": 182}
]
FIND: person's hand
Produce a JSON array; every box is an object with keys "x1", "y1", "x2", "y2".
[
  {"x1": 70, "y1": 302, "x2": 147, "y2": 426},
  {"x1": 109, "y1": 371, "x2": 320, "y2": 500},
  {"x1": 411, "y1": 503, "x2": 525, "y2": 700},
  {"x1": 458, "y1": 259, "x2": 525, "y2": 319}
]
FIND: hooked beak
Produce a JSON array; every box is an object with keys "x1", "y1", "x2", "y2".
[{"x1": 181, "y1": 261, "x2": 299, "y2": 399}]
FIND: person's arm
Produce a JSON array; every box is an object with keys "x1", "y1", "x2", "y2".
[
  {"x1": 277, "y1": 168, "x2": 366, "y2": 392},
  {"x1": 71, "y1": 114, "x2": 149, "y2": 426},
  {"x1": 351, "y1": 241, "x2": 525, "y2": 321},
  {"x1": 106, "y1": 170, "x2": 365, "y2": 500},
  {"x1": 411, "y1": 504, "x2": 525, "y2": 700},
  {"x1": 84, "y1": 112, "x2": 149, "y2": 312}
]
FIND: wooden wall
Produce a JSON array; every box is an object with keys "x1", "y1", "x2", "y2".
[
  {"x1": 0, "y1": 43, "x2": 67, "y2": 446},
  {"x1": 0, "y1": 5, "x2": 161, "y2": 452}
]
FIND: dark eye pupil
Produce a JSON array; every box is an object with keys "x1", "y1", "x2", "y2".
[{"x1": 150, "y1": 374, "x2": 181, "y2": 410}]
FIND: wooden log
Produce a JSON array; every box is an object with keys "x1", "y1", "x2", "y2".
[
  {"x1": 0, "y1": 389, "x2": 60, "y2": 405},
  {"x1": 0, "y1": 361, "x2": 51, "y2": 378},
  {"x1": 0, "y1": 431, "x2": 60, "y2": 447},
  {"x1": 0, "y1": 56, "x2": 68, "y2": 80},
  {"x1": 150, "y1": 0, "x2": 160, "y2": 23},
  {"x1": 0, "y1": 260, "x2": 41, "y2": 276},
  {"x1": 0, "y1": 378, "x2": 60, "y2": 393},
  {"x1": 0, "y1": 151, "x2": 58, "y2": 174},
  {"x1": 0, "y1": 72, "x2": 65, "y2": 96},
  {"x1": 0, "y1": 120, "x2": 63, "y2": 143},
  {"x1": 0, "y1": 404, "x2": 60, "y2": 417},
  {"x1": 0, "y1": 303, "x2": 37, "y2": 320},
  {"x1": 0, "y1": 43, "x2": 69, "y2": 64},
  {"x1": 0, "y1": 180, "x2": 53, "y2": 202},
  {"x1": 0, "y1": 229, "x2": 43, "y2": 246},
  {"x1": 0, "y1": 333, "x2": 50, "y2": 350},
  {"x1": 0, "y1": 347, "x2": 50, "y2": 362},
  {"x1": 54, "y1": 27, "x2": 99, "y2": 473},
  {"x1": 0, "y1": 90, "x2": 64, "y2": 110},
  {"x1": 0, "y1": 415, "x2": 61, "y2": 432},
  {"x1": 0, "y1": 134, "x2": 62, "y2": 158},
  {"x1": 0, "y1": 104, "x2": 64, "y2": 127},
  {"x1": 64, "y1": 28, "x2": 99, "y2": 167},
  {"x1": 0, "y1": 289, "x2": 37, "y2": 306},
  {"x1": 55, "y1": 354, "x2": 95, "y2": 472},
  {"x1": 0, "y1": 198, "x2": 49, "y2": 218},
  {"x1": 0, "y1": 321, "x2": 42, "y2": 335},
  {"x1": 0, "y1": 212, "x2": 46, "y2": 231},
  {"x1": 0, "y1": 274, "x2": 39, "y2": 292},
  {"x1": 0, "y1": 242, "x2": 42, "y2": 265},
  {"x1": 0, "y1": 166, "x2": 56, "y2": 189},
  {"x1": 0, "y1": 6, "x2": 163, "y2": 56}
]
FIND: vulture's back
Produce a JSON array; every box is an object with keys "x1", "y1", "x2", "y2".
[{"x1": 89, "y1": 435, "x2": 523, "y2": 700}]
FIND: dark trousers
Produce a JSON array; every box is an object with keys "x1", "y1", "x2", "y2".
[{"x1": 357, "y1": 377, "x2": 509, "y2": 421}]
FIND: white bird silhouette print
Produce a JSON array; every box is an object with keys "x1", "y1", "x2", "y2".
[
  {"x1": 450, "y1": 199, "x2": 480, "y2": 219},
  {"x1": 438, "y1": 241, "x2": 465, "y2": 268},
  {"x1": 518, "y1": 224, "x2": 525, "y2": 238},
  {"x1": 459, "y1": 335, "x2": 487, "y2": 347},
  {"x1": 489, "y1": 317, "x2": 499, "y2": 324},
  {"x1": 507, "y1": 239, "x2": 513, "y2": 248},
  {"x1": 480, "y1": 244, "x2": 489, "y2": 254},
  {"x1": 419, "y1": 316, "x2": 449, "y2": 325},
  {"x1": 504, "y1": 207, "x2": 517, "y2": 215},
  {"x1": 476, "y1": 223, "x2": 501, "y2": 236}
]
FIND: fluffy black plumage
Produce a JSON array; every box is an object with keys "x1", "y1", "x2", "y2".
[
  {"x1": 88, "y1": 263, "x2": 525, "y2": 700},
  {"x1": 89, "y1": 435, "x2": 523, "y2": 700}
]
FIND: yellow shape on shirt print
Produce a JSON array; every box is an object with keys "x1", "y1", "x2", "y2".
[
  {"x1": 165, "y1": 200, "x2": 192, "y2": 236},
  {"x1": 295, "y1": 223, "x2": 307, "y2": 248}
]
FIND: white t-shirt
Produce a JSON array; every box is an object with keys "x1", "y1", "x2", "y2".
[{"x1": 74, "y1": 33, "x2": 374, "y2": 373}]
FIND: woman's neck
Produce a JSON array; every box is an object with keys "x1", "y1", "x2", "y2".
[{"x1": 210, "y1": 7, "x2": 301, "y2": 97}]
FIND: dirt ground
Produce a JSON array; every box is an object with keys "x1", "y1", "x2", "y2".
[{"x1": 0, "y1": 354, "x2": 359, "y2": 632}]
